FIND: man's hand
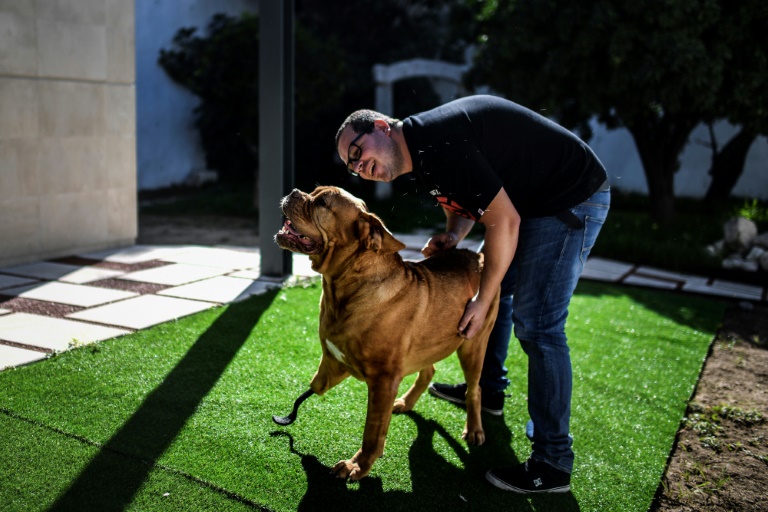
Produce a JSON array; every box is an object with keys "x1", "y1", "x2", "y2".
[
  {"x1": 421, "y1": 232, "x2": 459, "y2": 257},
  {"x1": 458, "y1": 297, "x2": 491, "y2": 339}
]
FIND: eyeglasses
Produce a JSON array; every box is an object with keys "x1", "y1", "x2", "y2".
[{"x1": 346, "y1": 123, "x2": 374, "y2": 177}]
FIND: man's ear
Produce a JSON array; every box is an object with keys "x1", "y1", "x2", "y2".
[
  {"x1": 372, "y1": 119, "x2": 391, "y2": 136},
  {"x1": 356, "y1": 212, "x2": 406, "y2": 254}
]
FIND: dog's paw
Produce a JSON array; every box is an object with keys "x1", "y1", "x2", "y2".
[
  {"x1": 462, "y1": 427, "x2": 486, "y2": 446},
  {"x1": 392, "y1": 398, "x2": 413, "y2": 414},
  {"x1": 331, "y1": 459, "x2": 369, "y2": 481}
]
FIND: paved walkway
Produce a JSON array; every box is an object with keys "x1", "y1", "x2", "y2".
[{"x1": 1, "y1": 235, "x2": 766, "y2": 371}]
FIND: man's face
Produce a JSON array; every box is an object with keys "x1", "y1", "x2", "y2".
[{"x1": 337, "y1": 122, "x2": 404, "y2": 182}]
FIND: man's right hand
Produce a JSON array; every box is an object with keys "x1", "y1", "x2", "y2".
[{"x1": 421, "y1": 232, "x2": 459, "y2": 257}]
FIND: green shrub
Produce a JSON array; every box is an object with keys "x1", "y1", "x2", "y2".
[{"x1": 158, "y1": 13, "x2": 346, "y2": 184}]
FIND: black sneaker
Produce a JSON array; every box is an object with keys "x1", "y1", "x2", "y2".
[
  {"x1": 427, "y1": 382, "x2": 504, "y2": 416},
  {"x1": 486, "y1": 459, "x2": 571, "y2": 494}
]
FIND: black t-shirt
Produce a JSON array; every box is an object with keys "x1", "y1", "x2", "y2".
[{"x1": 402, "y1": 95, "x2": 607, "y2": 220}]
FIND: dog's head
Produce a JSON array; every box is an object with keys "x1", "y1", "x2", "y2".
[{"x1": 275, "y1": 186, "x2": 406, "y2": 272}]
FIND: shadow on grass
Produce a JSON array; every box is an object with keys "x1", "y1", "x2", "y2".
[
  {"x1": 271, "y1": 410, "x2": 581, "y2": 511},
  {"x1": 47, "y1": 290, "x2": 279, "y2": 511}
]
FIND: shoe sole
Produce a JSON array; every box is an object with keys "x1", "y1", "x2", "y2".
[
  {"x1": 427, "y1": 386, "x2": 504, "y2": 416},
  {"x1": 485, "y1": 470, "x2": 570, "y2": 494}
]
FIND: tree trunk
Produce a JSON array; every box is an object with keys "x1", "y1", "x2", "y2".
[
  {"x1": 626, "y1": 114, "x2": 697, "y2": 223},
  {"x1": 704, "y1": 127, "x2": 757, "y2": 205}
]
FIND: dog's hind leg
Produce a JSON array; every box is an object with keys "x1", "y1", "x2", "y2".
[{"x1": 393, "y1": 364, "x2": 435, "y2": 413}]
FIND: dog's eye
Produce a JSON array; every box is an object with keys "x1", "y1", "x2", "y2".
[{"x1": 315, "y1": 197, "x2": 327, "y2": 207}]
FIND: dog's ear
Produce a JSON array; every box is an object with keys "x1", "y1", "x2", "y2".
[{"x1": 356, "y1": 212, "x2": 406, "y2": 254}]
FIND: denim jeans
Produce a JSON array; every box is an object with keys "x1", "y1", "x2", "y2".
[{"x1": 479, "y1": 188, "x2": 610, "y2": 473}]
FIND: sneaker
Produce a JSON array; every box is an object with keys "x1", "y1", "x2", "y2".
[
  {"x1": 486, "y1": 459, "x2": 571, "y2": 494},
  {"x1": 427, "y1": 382, "x2": 504, "y2": 416}
]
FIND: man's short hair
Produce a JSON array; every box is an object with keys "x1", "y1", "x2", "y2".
[{"x1": 335, "y1": 110, "x2": 400, "y2": 150}]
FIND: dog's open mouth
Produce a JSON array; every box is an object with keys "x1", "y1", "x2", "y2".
[{"x1": 276, "y1": 219, "x2": 322, "y2": 254}]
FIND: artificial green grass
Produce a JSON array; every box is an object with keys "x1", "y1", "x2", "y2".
[{"x1": 0, "y1": 281, "x2": 725, "y2": 511}]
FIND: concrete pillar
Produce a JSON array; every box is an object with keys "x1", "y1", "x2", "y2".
[{"x1": 258, "y1": 0, "x2": 294, "y2": 277}]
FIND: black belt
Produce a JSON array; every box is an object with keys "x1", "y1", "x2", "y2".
[{"x1": 556, "y1": 211, "x2": 584, "y2": 230}]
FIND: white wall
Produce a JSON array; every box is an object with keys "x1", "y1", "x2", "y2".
[
  {"x1": 589, "y1": 120, "x2": 768, "y2": 200},
  {"x1": 135, "y1": 0, "x2": 256, "y2": 190}
]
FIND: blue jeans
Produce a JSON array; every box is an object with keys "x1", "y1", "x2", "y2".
[{"x1": 479, "y1": 189, "x2": 610, "y2": 473}]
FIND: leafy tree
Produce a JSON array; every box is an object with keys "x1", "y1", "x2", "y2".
[
  {"x1": 158, "y1": 13, "x2": 346, "y2": 184},
  {"x1": 159, "y1": 3, "x2": 472, "y2": 194},
  {"x1": 466, "y1": 0, "x2": 767, "y2": 221},
  {"x1": 702, "y1": 0, "x2": 768, "y2": 204},
  {"x1": 295, "y1": 0, "x2": 472, "y2": 192}
]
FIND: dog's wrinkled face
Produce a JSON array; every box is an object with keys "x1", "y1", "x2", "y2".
[
  {"x1": 275, "y1": 186, "x2": 368, "y2": 255},
  {"x1": 275, "y1": 186, "x2": 405, "y2": 264}
]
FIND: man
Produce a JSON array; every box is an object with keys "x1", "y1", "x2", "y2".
[{"x1": 335, "y1": 95, "x2": 610, "y2": 494}]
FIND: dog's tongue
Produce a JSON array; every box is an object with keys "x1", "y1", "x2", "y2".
[
  {"x1": 282, "y1": 219, "x2": 301, "y2": 236},
  {"x1": 281, "y1": 220, "x2": 318, "y2": 250}
]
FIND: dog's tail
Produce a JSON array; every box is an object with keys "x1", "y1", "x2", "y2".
[{"x1": 272, "y1": 389, "x2": 315, "y2": 426}]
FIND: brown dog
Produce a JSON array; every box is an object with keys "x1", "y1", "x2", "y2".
[{"x1": 273, "y1": 186, "x2": 499, "y2": 480}]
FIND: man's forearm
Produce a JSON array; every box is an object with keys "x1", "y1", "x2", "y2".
[{"x1": 444, "y1": 209, "x2": 476, "y2": 242}]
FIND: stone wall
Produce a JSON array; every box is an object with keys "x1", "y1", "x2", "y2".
[{"x1": 0, "y1": 0, "x2": 136, "y2": 266}]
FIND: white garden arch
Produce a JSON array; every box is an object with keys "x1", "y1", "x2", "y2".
[{"x1": 372, "y1": 58, "x2": 471, "y2": 199}]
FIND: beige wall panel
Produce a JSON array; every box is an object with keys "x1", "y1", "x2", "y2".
[
  {"x1": 1, "y1": 0, "x2": 136, "y2": 265},
  {"x1": 38, "y1": 80, "x2": 104, "y2": 137},
  {"x1": 0, "y1": 12, "x2": 38, "y2": 76},
  {"x1": 104, "y1": 135, "x2": 137, "y2": 190},
  {"x1": 0, "y1": 1, "x2": 36, "y2": 18},
  {"x1": 104, "y1": 85, "x2": 135, "y2": 136},
  {"x1": 35, "y1": 0, "x2": 106, "y2": 25},
  {"x1": 106, "y1": 13, "x2": 136, "y2": 83},
  {"x1": 106, "y1": 187, "x2": 137, "y2": 240},
  {"x1": 38, "y1": 137, "x2": 107, "y2": 194},
  {"x1": 39, "y1": 192, "x2": 108, "y2": 250},
  {"x1": 0, "y1": 198, "x2": 41, "y2": 261},
  {"x1": 37, "y1": 19, "x2": 107, "y2": 81},
  {"x1": 0, "y1": 139, "x2": 40, "y2": 201},
  {"x1": 0, "y1": 78, "x2": 39, "y2": 138}
]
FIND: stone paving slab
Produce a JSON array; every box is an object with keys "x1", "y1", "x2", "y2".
[
  {"x1": 684, "y1": 279, "x2": 765, "y2": 301},
  {"x1": 120, "y1": 263, "x2": 231, "y2": 286},
  {"x1": 0, "y1": 274, "x2": 39, "y2": 290},
  {"x1": 1, "y1": 262, "x2": 82, "y2": 281},
  {"x1": 79, "y1": 245, "x2": 197, "y2": 264},
  {"x1": 0, "y1": 313, "x2": 130, "y2": 351},
  {"x1": 0, "y1": 344, "x2": 48, "y2": 370},
  {"x1": 0, "y1": 282, "x2": 138, "y2": 308},
  {"x1": 228, "y1": 269, "x2": 261, "y2": 280},
  {"x1": 623, "y1": 274, "x2": 680, "y2": 290},
  {"x1": 634, "y1": 266, "x2": 709, "y2": 285},
  {"x1": 158, "y1": 276, "x2": 265, "y2": 304},
  {"x1": 160, "y1": 246, "x2": 260, "y2": 270},
  {"x1": 60, "y1": 266, "x2": 127, "y2": 284},
  {"x1": 68, "y1": 295, "x2": 215, "y2": 330},
  {"x1": 581, "y1": 257, "x2": 634, "y2": 282}
]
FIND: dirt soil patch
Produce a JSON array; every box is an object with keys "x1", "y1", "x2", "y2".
[
  {"x1": 138, "y1": 214, "x2": 768, "y2": 512},
  {"x1": 652, "y1": 302, "x2": 768, "y2": 512},
  {"x1": 137, "y1": 214, "x2": 259, "y2": 247}
]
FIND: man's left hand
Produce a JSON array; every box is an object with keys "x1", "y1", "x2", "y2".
[{"x1": 458, "y1": 298, "x2": 491, "y2": 339}]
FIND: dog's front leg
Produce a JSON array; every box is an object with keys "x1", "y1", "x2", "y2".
[
  {"x1": 332, "y1": 375, "x2": 400, "y2": 481},
  {"x1": 309, "y1": 352, "x2": 349, "y2": 396}
]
